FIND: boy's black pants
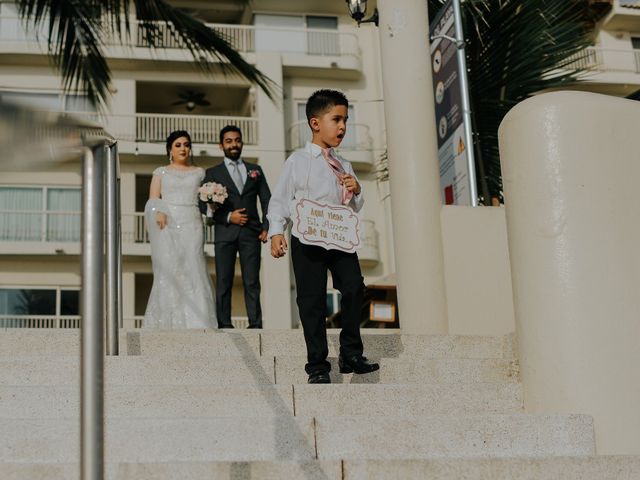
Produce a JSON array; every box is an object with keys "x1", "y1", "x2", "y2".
[{"x1": 291, "y1": 235, "x2": 365, "y2": 374}]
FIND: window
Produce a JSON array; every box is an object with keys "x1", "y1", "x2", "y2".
[
  {"x1": 0, "y1": 287, "x2": 79, "y2": 316},
  {"x1": 0, "y1": 186, "x2": 81, "y2": 242},
  {"x1": 632, "y1": 37, "x2": 640, "y2": 50}
]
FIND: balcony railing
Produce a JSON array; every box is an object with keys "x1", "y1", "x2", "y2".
[
  {"x1": 564, "y1": 47, "x2": 640, "y2": 74},
  {"x1": 0, "y1": 210, "x2": 80, "y2": 242},
  {"x1": 0, "y1": 314, "x2": 247, "y2": 329},
  {"x1": 0, "y1": 210, "x2": 214, "y2": 245},
  {"x1": 287, "y1": 121, "x2": 373, "y2": 152},
  {"x1": 122, "y1": 212, "x2": 214, "y2": 245},
  {"x1": 0, "y1": 314, "x2": 80, "y2": 328},
  {"x1": 0, "y1": 16, "x2": 359, "y2": 60},
  {"x1": 103, "y1": 113, "x2": 258, "y2": 146},
  {"x1": 134, "y1": 21, "x2": 358, "y2": 58},
  {"x1": 127, "y1": 315, "x2": 248, "y2": 329}
]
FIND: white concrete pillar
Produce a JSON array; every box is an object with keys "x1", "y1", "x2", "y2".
[
  {"x1": 377, "y1": 0, "x2": 448, "y2": 333},
  {"x1": 500, "y1": 91, "x2": 640, "y2": 454},
  {"x1": 256, "y1": 52, "x2": 293, "y2": 329}
]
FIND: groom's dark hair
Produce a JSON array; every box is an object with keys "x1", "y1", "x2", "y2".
[{"x1": 219, "y1": 125, "x2": 242, "y2": 144}]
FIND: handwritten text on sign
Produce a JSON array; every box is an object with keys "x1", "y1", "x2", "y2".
[{"x1": 293, "y1": 199, "x2": 360, "y2": 253}]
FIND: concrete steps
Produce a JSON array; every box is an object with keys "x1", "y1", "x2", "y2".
[
  {"x1": 1, "y1": 328, "x2": 637, "y2": 478},
  {"x1": 0, "y1": 329, "x2": 515, "y2": 359},
  {"x1": 0, "y1": 355, "x2": 518, "y2": 385},
  {"x1": 3, "y1": 456, "x2": 640, "y2": 480},
  {"x1": 0, "y1": 383, "x2": 523, "y2": 419},
  {"x1": 0, "y1": 414, "x2": 593, "y2": 463}
]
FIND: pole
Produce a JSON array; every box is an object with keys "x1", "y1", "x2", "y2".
[
  {"x1": 452, "y1": 0, "x2": 478, "y2": 206},
  {"x1": 105, "y1": 143, "x2": 119, "y2": 355},
  {"x1": 116, "y1": 166, "x2": 123, "y2": 330},
  {"x1": 81, "y1": 145, "x2": 105, "y2": 480},
  {"x1": 377, "y1": 0, "x2": 448, "y2": 333}
]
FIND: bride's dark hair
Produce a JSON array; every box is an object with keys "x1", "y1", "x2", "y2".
[{"x1": 166, "y1": 130, "x2": 192, "y2": 155}]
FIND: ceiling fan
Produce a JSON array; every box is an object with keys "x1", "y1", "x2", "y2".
[{"x1": 172, "y1": 90, "x2": 211, "y2": 112}]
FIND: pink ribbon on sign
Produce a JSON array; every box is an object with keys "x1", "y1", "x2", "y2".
[{"x1": 321, "y1": 147, "x2": 353, "y2": 206}]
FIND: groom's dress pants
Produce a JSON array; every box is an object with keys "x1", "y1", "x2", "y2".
[
  {"x1": 291, "y1": 236, "x2": 364, "y2": 374},
  {"x1": 215, "y1": 228, "x2": 262, "y2": 328}
]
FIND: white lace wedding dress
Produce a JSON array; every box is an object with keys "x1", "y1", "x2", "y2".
[{"x1": 143, "y1": 166, "x2": 217, "y2": 329}]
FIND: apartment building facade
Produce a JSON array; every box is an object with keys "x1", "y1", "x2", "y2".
[{"x1": 0, "y1": 0, "x2": 392, "y2": 329}]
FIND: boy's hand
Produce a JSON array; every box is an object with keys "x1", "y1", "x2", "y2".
[
  {"x1": 271, "y1": 234, "x2": 288, "y2": 258},
  {"x1": 342, "y1": 174, "x2": 361, "y2": 195}
]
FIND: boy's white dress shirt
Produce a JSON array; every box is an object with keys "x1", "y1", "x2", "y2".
[{"x1": 267, "y1": 142, "x2": 364, "y2": 238}]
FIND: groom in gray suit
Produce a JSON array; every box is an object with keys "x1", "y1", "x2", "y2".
[{"x1": 200, "y1": 125, "x2": 271, "y2": 328}]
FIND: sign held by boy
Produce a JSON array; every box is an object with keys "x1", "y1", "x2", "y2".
[{"x1": 267, "y1": 89, "x2": 380, "y2": 384}]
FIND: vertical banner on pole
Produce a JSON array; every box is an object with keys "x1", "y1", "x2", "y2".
[{"x1": 429, "y1": 0, "x2": 473, "y2": 205}]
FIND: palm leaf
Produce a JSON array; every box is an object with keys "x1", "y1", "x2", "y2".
[{"x1": 15, "y1": 0, "x2": 276, "y2": 111}]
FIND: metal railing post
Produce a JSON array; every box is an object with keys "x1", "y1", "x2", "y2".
[
  {"x1": 81, "y1": 144, "x2": 105, "y2": 480},
  {"x1": 105, "y1": 142, "x2": 120, "y2": 355}
]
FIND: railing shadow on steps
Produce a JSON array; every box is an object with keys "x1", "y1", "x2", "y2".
[
  {"x1": 124, "y1": 326, "x2": 332, "y2": 478},
  {"x1": 222, "y1": 331, "x2": 332, "y2": 479}
]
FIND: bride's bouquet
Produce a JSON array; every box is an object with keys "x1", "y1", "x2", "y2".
[{"x1": 199, "y1": 182, "x2": 228, "y2": 209}]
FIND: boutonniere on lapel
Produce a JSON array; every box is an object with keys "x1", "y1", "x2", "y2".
[{"x1": 248, "y1": 169, "x2": 261, "y2": 181}]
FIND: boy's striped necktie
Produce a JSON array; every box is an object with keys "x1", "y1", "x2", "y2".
[{"x1": 321, "y1": 148, "x2": 353, "y2": 206}]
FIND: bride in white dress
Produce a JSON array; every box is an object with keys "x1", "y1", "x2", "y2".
[{"x1": 143, "y1": 130, "x2": 217, "y2": 328}]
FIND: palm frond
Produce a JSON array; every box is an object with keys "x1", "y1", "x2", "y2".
[
  {"x1": 428, "y1": 0, "x2": 608, "y2": 203},
  {"x1": 15, "y1": 0, "x2": 276, "y2": 110},
  {"x1": 17, "y1": 0, "x2": 111, "y2": 110}
]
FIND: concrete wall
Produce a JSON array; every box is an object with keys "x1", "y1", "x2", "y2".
[
  {"x1": 441, "y1": 206, "x2": 515, "y2": 336},
  {"x1": 499, "y1": 91, "x2": 640, "y2": 455}
]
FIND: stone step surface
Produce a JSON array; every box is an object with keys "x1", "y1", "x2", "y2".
[
  {"x1": 343, "y1": 456, "x2": 640, "y2": 479},
  {"x1": 315, "y1": 414, "x2": 595, "y2": 460},
  {"x1": 275, "y1": 356, "x2": 519, "y2": 384},
  {"x1": 0, "y1": 355, "x2": 275, "y2": 386},
  {"x1": 0, "y1": 329, "x2": 515, "y2": 359},
  {"x1": 0, "y1": 383, "x2": 522, "y2": 419},
  {"x1": 0, "y1": 414, "x2": 593, "y2": 463},
  {"x1": 4, "y1": 457, "x2": 640, "y2": 480},
  {"x1": 0, "y1": 461, "x2": 342, "y2": 480},
  {"x1": 0, "y1": 355, "x2": 518, "y2": 386},
  {"x1": 260, "y1": 330, "x2": 515, "y2": 359}
]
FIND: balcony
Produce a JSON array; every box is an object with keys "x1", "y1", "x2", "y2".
[
  {"x1": 287, "y1": 121, "x2": 375, "y2": 171},
  {"x1": 603, "y1": 1, "x2": 640, "y2": 31},
  {"x1": 135, "y1": 21, "x2": 361, "y2": 74},
  {"x1": 121, "y1": 212, "x2": 213, "y2": 256},
  {"x1": 105, "y1": 113, "x2": 259, "y2": 147},
  {"x1": 565, "y1": 47, "x2": 640, "y2": 73},
  {"x1": 0, "y1": 16, "x2": 361, "y2": 74},
  {"x1": 0, "y1": 210, "x2": 215, "y2": 256},
  {"x1": 358, "y1": 219, "x2": 380, "y2": 268}
]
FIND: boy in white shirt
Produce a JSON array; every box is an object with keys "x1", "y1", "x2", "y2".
[{"x1": 268, "y1": 90, "x2": 379, "y2": 384}]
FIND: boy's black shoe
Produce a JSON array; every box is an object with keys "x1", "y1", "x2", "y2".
[
  {"x1": 338, "y1": 355, "x2": 380, "y2": 374},
  {"x1": 308, "y1": 372, "x2": 331, "y2": 384}
]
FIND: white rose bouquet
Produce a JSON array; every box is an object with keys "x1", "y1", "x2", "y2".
[{"x1": 198, "y1": 182, "x2": 228, "y2": 210}]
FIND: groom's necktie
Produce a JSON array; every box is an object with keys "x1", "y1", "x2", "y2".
[
  {"x1": 230, "y1": 160, "x2": 244, "y2": 193},
  {"x1": 321, "y1": 148, "x2": 353, "y2": 206}
]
